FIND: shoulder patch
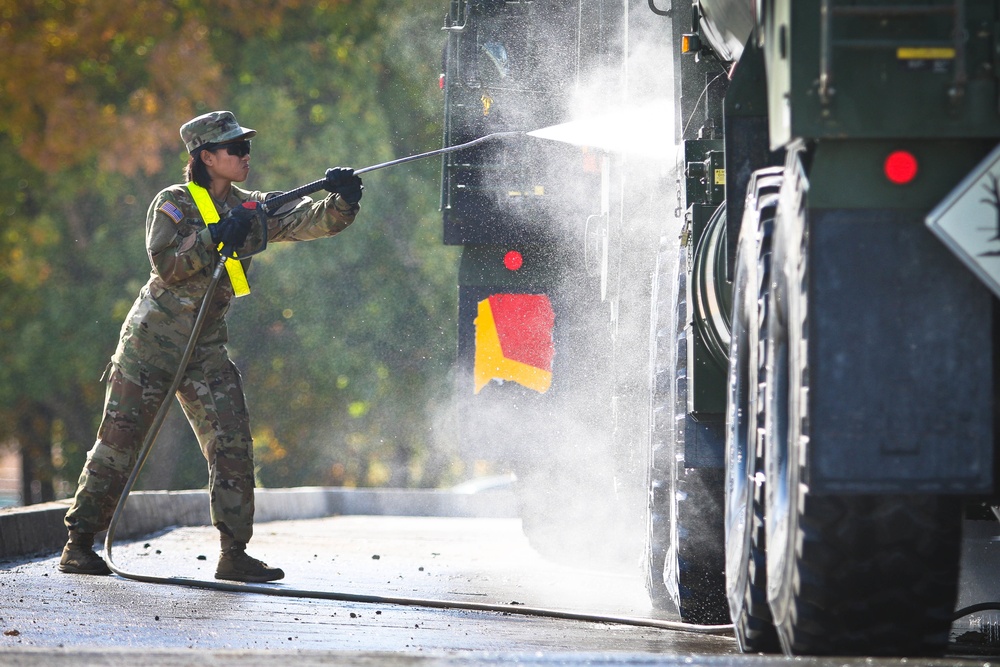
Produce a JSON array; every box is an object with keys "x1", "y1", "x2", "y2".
[{"x1": 159, "y1": 201, "x2": 184, "y2": 224}]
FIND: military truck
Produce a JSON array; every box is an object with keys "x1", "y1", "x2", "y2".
[{"x1": 441, "y1": 0, "x2": 999, "y2": 656}]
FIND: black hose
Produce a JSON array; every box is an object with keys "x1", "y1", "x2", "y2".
[
  {"x1": 100, "y1": 566, "x2": 733, "y2": 634},
  {"x1": 101, "y1": 132, "x2": 734, "y2": 637}
]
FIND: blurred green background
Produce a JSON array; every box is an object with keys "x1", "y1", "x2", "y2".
[{"x1": 0, "y1": 0, "x2": 466, "y2": 505}]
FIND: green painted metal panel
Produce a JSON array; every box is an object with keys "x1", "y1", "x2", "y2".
[
  {"x1": 808, "y1": 139, "x2": 995, "y2": 209},
  {"x1": 766, "y1": 0, "x2": 1000, "y2": 147}
]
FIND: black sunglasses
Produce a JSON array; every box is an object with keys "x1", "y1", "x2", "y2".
[{"x1": 214, "y1": 140, "x2": 251, "y2": 157}]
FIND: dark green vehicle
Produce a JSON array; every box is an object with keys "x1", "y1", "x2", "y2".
[{"x1": 441, "y1": 0, "x2": 999, "y2": 656}]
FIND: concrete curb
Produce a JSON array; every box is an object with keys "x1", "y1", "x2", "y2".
[{"x1": 0, "y1": 487, "x2": 518, "y2": 561}]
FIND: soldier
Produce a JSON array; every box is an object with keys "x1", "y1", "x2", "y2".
[{"x1": 59, "y1": 110, "x2": 364, "y2": 583}]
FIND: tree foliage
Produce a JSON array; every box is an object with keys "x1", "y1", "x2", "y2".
[{"x1": 0, "y1": 0, "x2": 461, "y2": 501}]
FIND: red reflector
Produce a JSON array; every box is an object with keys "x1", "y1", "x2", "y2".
[
  {"x1": 884, "y1": 150, "x2": 918, "y2": 184},
  {"x1": 438, "y1": 73, "x2": 445, "y2": 90},
  {"x1": 503, "y1": 250, "x2": 523, "y2": 271}
]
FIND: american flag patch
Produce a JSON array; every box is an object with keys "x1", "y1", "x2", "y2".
[{"x1": 159, "y1": 201, "x2": 184, "y2": 223}]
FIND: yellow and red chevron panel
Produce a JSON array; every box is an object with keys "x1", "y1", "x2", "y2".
[{"x1": 474, "y1": 294, "x2": 554, "y2": 394}]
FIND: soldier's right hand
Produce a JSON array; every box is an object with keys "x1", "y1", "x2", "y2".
[{"x1": 211, "y1": 202, "x2": 261, "y2": 251}]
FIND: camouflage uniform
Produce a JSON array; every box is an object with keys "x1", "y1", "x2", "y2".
[{"x1": 64, "y1": 113, "x2": 359, "y2": 546}]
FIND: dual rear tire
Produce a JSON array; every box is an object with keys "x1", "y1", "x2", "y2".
[
  {"x1": 759, "y1": 155, "x2": 962, "y2": 655},
  {"x1": 650, "y1": 156, "x2": 964, "y2": 654},
  {"x1": 726, "y1": 158, "x2": 963, "y2": 656}
]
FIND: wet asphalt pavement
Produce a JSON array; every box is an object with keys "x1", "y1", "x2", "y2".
[
  {"x1": 1, "y1": 515, "x2": 738, "y2": 664},
  {"x1": 0, "y1": 516, "x2": 994, "y2": 666}
]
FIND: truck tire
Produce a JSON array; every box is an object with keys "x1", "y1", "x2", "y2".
[
  {"x1": 763, "y1": 158, "x2": 962, "y2": 656},
  {"x1": 647, "y1": 237, "x2": 728, "y2": 624},
  {"x1": 724, "y1": 170, "x2": 782, "y2": 653},
  {"x1": 646, "y1": 237, "x2": 676, "y2": 612}
]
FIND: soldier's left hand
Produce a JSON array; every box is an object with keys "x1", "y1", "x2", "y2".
[{"x1": 324, "y1": 167, "x2": 364, "y2": 204}]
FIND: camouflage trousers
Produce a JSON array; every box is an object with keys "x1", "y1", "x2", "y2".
[{"x1": 64, "y1": 358, "x2": 256, "y2": 544}]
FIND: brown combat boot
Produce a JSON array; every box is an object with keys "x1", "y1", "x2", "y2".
[
  {"x1": 215, "y1": 542, "x2": 284, "y2": 583},
  {"x1": 59, "y1": 532, "x2": 112, "y2": 575}
]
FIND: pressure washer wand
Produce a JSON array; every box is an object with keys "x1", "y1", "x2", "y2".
[{"x1": 261, "y1": 131, "x2": 523, "y2": 215}]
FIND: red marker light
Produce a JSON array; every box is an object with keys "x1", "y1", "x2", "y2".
[
  {"x1": 884, "y1": 150, "x2": 918, "y2": 185},
  {"x1": 504, "y1": 250, "x2": 523, "y2": 271}
]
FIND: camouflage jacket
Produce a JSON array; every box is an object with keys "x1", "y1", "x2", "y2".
[{"x1": 112, "y1": 183, "x2": 359, "y2": 382}]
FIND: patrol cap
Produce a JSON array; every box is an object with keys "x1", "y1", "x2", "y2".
[{"x1": 180, "y1": 110, "x2": 256, "y2": 154}]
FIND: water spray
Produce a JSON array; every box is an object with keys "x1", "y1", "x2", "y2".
[
  {"x1": 101, "y1": 130, "x2": 734, "y2": 637},
  {"x1": 525, "y1": 100, "x2": 675, "y2": 157}
]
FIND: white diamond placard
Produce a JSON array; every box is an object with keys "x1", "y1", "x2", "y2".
[{"x1": 926, "y1": 142, "x2": 1000, "y2": 300}]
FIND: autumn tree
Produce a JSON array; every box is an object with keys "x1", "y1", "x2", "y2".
[{"x1": 0, "y1": 0, "x2": 459, "y2": 503}]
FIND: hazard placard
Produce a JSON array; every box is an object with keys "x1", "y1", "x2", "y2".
[{"x1": 926, "y1": 142, "x2": 1000, "y2": 300}]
